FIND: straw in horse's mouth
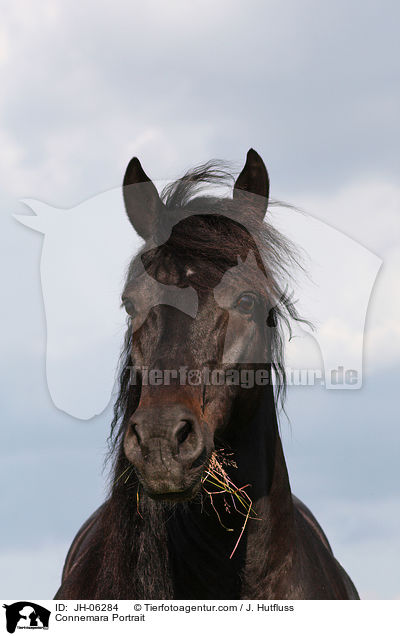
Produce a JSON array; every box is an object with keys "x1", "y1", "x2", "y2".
[
  {"x1": 201, "y1": 450, "x2": 261, "y2": 558},
  {"x1": 115, "y1": 452, "x2": 260, "y2": 555}
]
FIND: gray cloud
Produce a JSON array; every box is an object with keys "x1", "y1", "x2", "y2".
[{"x1": 1, "y1": 0, "x2": 399, "y2": 202}]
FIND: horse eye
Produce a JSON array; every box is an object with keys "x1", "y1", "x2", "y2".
[
  {"x1": 122, "y1": 298, "x2": 136, "y2": 316},
  {"x1": 236, "y1": 293, "x2": 256, "y2": 314}
]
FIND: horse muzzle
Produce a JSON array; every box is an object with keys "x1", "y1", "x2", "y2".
[{"x1": 124, "y1": 402, "x2": 212, "y2": 499}]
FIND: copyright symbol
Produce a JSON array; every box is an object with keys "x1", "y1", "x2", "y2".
[{"x1": 134, "y1": 604, "x2": 142, "y2": 612}]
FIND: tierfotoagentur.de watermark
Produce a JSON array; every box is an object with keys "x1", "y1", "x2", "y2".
[{"x1": 129, "y1": 365, "x2": 358, "y2": 388}]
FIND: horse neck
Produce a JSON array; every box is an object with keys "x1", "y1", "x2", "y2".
[{"x1": 236, "y1": 385, "x2": 298, "y2": 596}]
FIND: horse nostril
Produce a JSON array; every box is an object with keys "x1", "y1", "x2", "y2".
[
  {"x1": 176, "y1": 420, "x2": 192, "y2": 446},
  {"x1": 131, "y1": 422, "x2": 142, "y2": 446}
]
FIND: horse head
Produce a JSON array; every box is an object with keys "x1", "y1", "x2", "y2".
[{"x1": 119, "y1": 150, "x2": 281, "y2": 500}]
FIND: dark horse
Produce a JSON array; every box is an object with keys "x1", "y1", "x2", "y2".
[{"x1": 55, "y1": 149, "x2": 359, "y2": 599}]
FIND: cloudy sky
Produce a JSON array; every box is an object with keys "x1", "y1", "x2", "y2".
[{"x1": 1, "y1": 0, "x2": 399, "y2": 599}]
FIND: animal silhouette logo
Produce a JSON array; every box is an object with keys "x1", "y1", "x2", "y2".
[
  {"x1": 3, "y1": 602, "x2": 50, "y2": 633},
  {"x1": 15, "y1": 182, "x2": 381, "y2": 418}
]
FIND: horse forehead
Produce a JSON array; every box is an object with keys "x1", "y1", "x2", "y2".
[{"x1": 149, "y1": 291, "x2": 219, "y2": 325}]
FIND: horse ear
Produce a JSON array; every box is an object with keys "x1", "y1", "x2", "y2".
[
  {"x1": 123, "y1": 157, "x2": 163, "y2": 240},
  {"x1": 233, "y1": 149, "x2": 269, "y2": 219}
]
